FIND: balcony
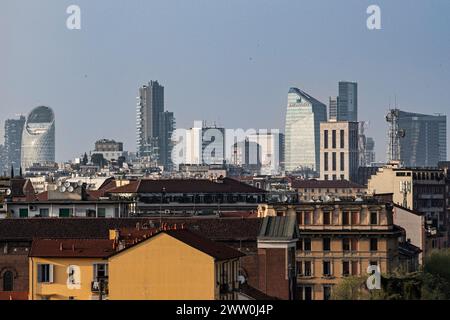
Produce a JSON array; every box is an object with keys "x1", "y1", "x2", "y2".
[{"x1": 91, "y1": 280, "x2": 109, "y2": 294}]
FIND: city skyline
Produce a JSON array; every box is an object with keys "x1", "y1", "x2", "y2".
[{"x1": 1, "y1": 0, "x2": 450, "y2": 162}]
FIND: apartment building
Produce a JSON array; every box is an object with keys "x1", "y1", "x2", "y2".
[
  {"x1": 28, "y1": 228, "x2": 244, "y2": 300},
  {"x1": 258, "y1": 200, "x2": 410, "y2": 300},
  {"x1": 290, "y1": 179, "x2": 366, "y2": 202},
  {"x1": 320, "y1": 121, "x2": 359, "y2": 182},
  {"x1": 368, "y1": 163, "x2": 447, "y2": 248}
]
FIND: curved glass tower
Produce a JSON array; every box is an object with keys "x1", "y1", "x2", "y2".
[
  {"x1": 284, "y1": 88, "x2": 327, "y2": 173},
  {"x1": 21, "y1": 106, "x2": 55, "y2": 169}
]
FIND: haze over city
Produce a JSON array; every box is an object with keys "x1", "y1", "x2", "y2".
[{"x1": 1, "y1": 0, "x2": 449, "y2": 162}]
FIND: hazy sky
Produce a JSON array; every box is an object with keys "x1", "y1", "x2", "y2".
[{"x1": 1, "y1": 0, "x2": 449, "y2": 162}]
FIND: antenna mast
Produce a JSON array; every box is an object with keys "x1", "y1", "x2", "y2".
[{"x1": 386, "y1": 109, "x2": 405, "y2": 164}]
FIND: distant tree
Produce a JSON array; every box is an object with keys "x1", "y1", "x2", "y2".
[
  {"x1": 331, "y1": 276, "x2": 370, "y2": 300},
  {"x1": 91, "y1": 153, "x2": 107, "y2": 168},
  {"x1": 422, "y1": 249, "x2": 450, "y2": 299}
]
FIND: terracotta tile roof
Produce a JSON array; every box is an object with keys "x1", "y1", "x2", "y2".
[
  {"x1": 0, "y1": 218, "x2": 262, "y2": 242},
  {"x1": 30, "y1": 239, "x2": 115, "y2": 258},
  {"x1": 111, "y1": 229, "x2": 245, "y2": 261},
  {"x1": 291, "y1": 179, "x2": 366, "y2": 190},
  {"x1": 108, "y1": 178, "x2": 265, "y2": 194},
  {"x1": 34, "y1": 190, "x2": 103, "y2": 202}
]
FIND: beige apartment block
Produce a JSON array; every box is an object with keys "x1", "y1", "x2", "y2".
[{"x1": 320, "y1": 121, "x2": 359, "y2": 182}]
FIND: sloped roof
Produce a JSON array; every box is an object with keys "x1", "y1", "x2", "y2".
[
  {"x1": 0, "y1": 218, "x2": 262, "y2": 242},
  {"x1": 291, "y1": 179, "x2": 365, "y2": 190},
  {"x1": 30, "y1": 239, "x2": 115, "y2": 258},
  {"x1": 258, "y1": 215, "x2": 299, "y2": 241},
  {"x1": 108, "y1": 178, "x2": 265, "y2": 194},
  {"x1": 110, "y1": 229, "x2": 245, "y2": 261}
]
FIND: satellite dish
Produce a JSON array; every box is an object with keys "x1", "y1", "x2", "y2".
[
  {"x1": 56, "y1": 180, "x2": 62, "y2": 187},
  {"x1": 67, "y1": 186, "x2": 74, "y2": 193},
  {"x1": 64, "y1": 181, "x2": 71, "y2": 188},
  {"x1": 6, "y1": 189, "x2": 11, "y2": 196},
  {"x1": 60, "y1": 186, "x2": 67, "y2": 193}
]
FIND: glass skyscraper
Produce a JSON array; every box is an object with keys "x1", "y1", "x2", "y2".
[
  {"x1": 3, "y1": 115, "x2": 25, "y2": 174},
  {"x1": 21, "y1": 106, "x2": 55, "y2": 169},
  {"x1": 284, "y1": 88, "x2": 327, "y2": 173},
  {"x1": 337, "y1": 81, "x2": 358, "y2": 122},
  {"x1": 396, "y1": 110, "x2": 447, "y2": 167}
]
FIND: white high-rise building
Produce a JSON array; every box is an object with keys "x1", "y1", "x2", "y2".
[{"x1": 21, "y1": 106, "x2": 55, "y2": 169}]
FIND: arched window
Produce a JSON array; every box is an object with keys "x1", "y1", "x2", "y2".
[{"x1": 3, "y1": 271, "x2": 13, "y2": 291}]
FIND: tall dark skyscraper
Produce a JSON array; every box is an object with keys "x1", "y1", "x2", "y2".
[
  {"x1": 3, "y1": 115, "x2": 25, "y2": 174},
  {"x1": 137, "y1": 81, "x2": 165, "y2": 159},
  {"x1": 337, "y1": 81, "x2": 358, "y2": 122},
  {"x1": 396, "y1": 110, "x2": 447, "y2": 167},
  {"x1": 136, "y1": 81, "x2": 175, "y2": 169}
]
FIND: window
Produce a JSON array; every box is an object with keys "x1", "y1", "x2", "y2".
[
  {"x1": 324, "y1": 152, "x2": 329, "y2": 171},
  {"x1": 304, "y1": 261, "x2": 312, "y2": 276},
  {"x1": 97, "y1": 208, "x2": 106, "y2": 218},
  {"x1": 304, "y1": 212, "x2": 312, "y2": 225},
  {"x1": 340, "y1": 152, "x2": 345, "y2": 171},
  {"x1": 343, "y1": 238, "x2": 350, "y2": 251},
  {"x1": 342, "y1": 261, "x2": 350, "y2": 276},
  {"x1": 332, "y1": 130, "x2": 336, "y2": 149},
  {"x1": 323, "y1": 238, "x2": 331, "y2": 251},
  {"x1": 3, "y1": 271, "x2": 14, "y2": 291},
  {"x1": 93, "y1": 264, "x2": 108, "y2": 280},
  {"x1": 332, "y1": 152, "x2": 337, "y2": 171},
  {"x1": 59, "y1": 208, "x2": 70, "y2": 218},
  {"x1": 296, "y1": 212, "x2": 303, "y2": 225},
  {"x1": 323, "y1": 261, "x2": 331, "y2": 276},
  {"x1": 370, "y1": 211, "x2": 378, "y2": 225},
  {"x1": 340, "y1": 130, "x2": 345, "y2": 148},
  {"x1": 39, "y1": 208, "x2": 49, "y2": 217},
  {"x1": 323, "y1": 286, "x2": 332, "y2": 301},
  {"x1": 370, "y1": 261, "x2": 378, "y2": 266},
  {"x1": 37, "y1": 264, "x2": 54, "y2": 283},
  {"x1": 324, "y1": 174, "x2": 329, "y2": 181},
  {"x1": 370, "y1": 239, "x2": 378, "y2": 251},
  {"x1": 342, "y1": 212, "x2": 350, "y2": 225},
  {"x1": 19, "y1": 208, "x2": 28, "y2": 218},
  {"x1": 324, "y1": 130, "x2": 329, "y2": 149},
  {"x1": 298, "y1": 286, "x2": 313, "y2": 300},
  {"x1": 304, "y1": 239, "x2": 312, "y2": 251},
  {"x1": 86, "y1": 209, "x2": 96, "y2": 218},
  {"x1": 297, "y1": 239, "x2": 303, "y2": 251},
  {"x1": 323, "y1": 211, "x2": 331, "y2": 225}
]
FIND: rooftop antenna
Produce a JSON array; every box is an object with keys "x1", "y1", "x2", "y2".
[{"x1": 386, "y1": 103, "x2": 406, "y2": 164}]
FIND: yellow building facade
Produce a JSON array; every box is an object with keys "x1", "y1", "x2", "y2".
[
  {"x1": 108, "y1": 231, "x2": 241, "y2": 300},
  {"x1": 28, "y1": 239, "x2": 113, "y2": 300},
  {"x1": 28, "y1": 230, "x2": 243, "y2": 300}
]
